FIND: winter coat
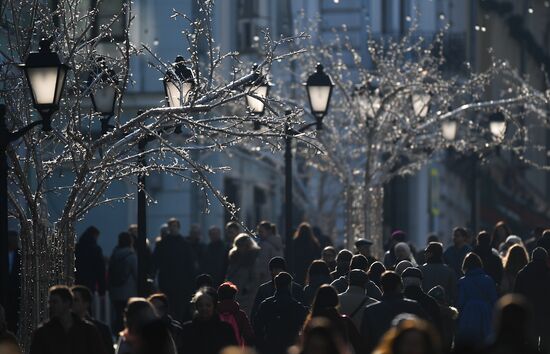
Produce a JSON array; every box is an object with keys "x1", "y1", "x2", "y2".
[
  {"x1": 303, "y1": 275, "x2": 332, "y2": 307},
  {"x1": 404, "y1": 285, "x2": 442, "y2": 330},
  {"x1": 331, "y1": 275, "x2": 383, "y2": 300},
  {"x1": 29, "y1": 314, "x2": 107, "y2": 354},
  {"x1": 456, "y1": 268, "x2": 497, "y2": 347},
  {"x1": 361, "y1": 293, "x2": 429, "y2": 353},
  {"x1": 500, "y1": 269, "x2": 518, "y2": 295},
  {"x1": 292, "y1": 237, "x2": 321, "y2": 286},
  {"x1": 250, "y1": 279, "x2": 305, "y2": 324},
  {"x1": 338, "y1": 285, "x2": 378, "y2": 329},
  {"x1": 420, "y1": 262, "x2": 457, "y2": 304},
  {"x1": 202, "y1": 240, "x2": 229, "y2": 286},
  {"x1": 217, "y1": 299, "x2": 255, "y2": 346},
  {"x1": 108, "y1": 246, "x2": 138, "y2": 301},
  {"x1": 473, "y1": 246, "x2": 503, "y2": 287},
  {"x1": 253, "y1": 291, "x2": 308, "y2": 354},
  {"x1": 75, "y1": 236, "x2": 106, "y2": 295},
  {"x1": 256, "y1": 235, "x2": 284, "y2": 284},
  {"x1": 180, "y1": 316, "x2": 238, "y2": 354},
  {"x1": 185, "y1": 238, "x2": 206, "y2": 275},
  {"x1": 306, "y1": 308, "x2": 365, "y2": 354},
  {"x1": 443, "y1": 244, "x2": 472, "y2": 279},
  {"x1": 226, "y1": 249, "x2": 261, "y2": 316}
]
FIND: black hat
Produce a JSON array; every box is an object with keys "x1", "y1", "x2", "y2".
[
  {"x1": 355, "y1": 238, "x2": 373, "y2": 247},
  {"x1": 401, "y1": 267, "x2": 423, "y2": 280}
]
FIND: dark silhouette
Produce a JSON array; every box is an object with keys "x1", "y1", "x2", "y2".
[
  {"x1": 202, "y1": 226, "x2": 229, "y2": 287},
  {"x1": 331, "y1": 254, "x2": 382, "y2": 300},
  {"x1": 354, "y1": 238, "x2": 377, "y2": 268},
  {"x1": 303, "y1": 260, "x2": 332, "y2": 307},
  {"x1": 372, "y1": 317, "x2": 441, "y2": 354},
  {"x1": 330, "y1": 249, "x2": 353, "y2": 280},
  {"x1": 134, "y1": 319, "x2": 177, "y2": 354},
  {"x1": 217, "y1": 282, "x2": 254, "y2": 346},
  {"x1": 116, "y1": 298, "x2": 159, "y2": 354},
  {"x1": 292, "y1": 223, "x2": 322, "y2": 286},
  {"x1": 427, "y1": 285, "x2": 457, "y2": 354},
  {"x1": 500, "y1": 244, "x2": 529, "y2": 295},
  {"x1": 186, "y1": 224, "x2": 206, "y2": 275},
  {"x1": 75, "y1": 226, "x2": 106, "y2": 296},
  {"x1": 420, "y1": 242, "x2": 456, "y2": 304},
  {"x1": 148, "y1": 293, "x2": 184, "y2": 354},
  {"x1": 254, "y1": 272, "x2": 307, "y2": 354},
  {"x1": 443, "y1": 227, "x2": 472, "y2": 279},
  {"x1": 321, "y1": 246, "x2": 337, "y2": 272},
  {"x1": 224, "y1": 221, "x2": 240, "y2": 246},
  {"x1": 401, "y1": 267, "x2": 442, "y2": 331},
  {"x1": 293, "y1": 317, "x2": 347, "y2": 354},
  {"x1": 367, "y1": 261, "x2": 386, "y2": 286},
  {"x1": 256, "y1": 221, "x2": 284, "y2": 284},
  {"x1": 312, "y1": 226, "x2": 333, "y2": 249},
  {"x1": 472, "y1": 231, "x2": 503, "y2": 287},
  {"x1": 337, "y1": 270, "x2": 378, "y2": 330},
  {"x1": 383, "y1": 230, "x2": 408, "y2": 268},
  {"x1": 491, "y1": 220, "x2": 512, "y2": 252}
]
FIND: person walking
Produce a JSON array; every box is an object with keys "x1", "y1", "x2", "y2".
[
  {"x1": 455, "y1": 252, "x2": 498, "y2": 349},
  {"x1": 256, "y1": 221, "x2": 284, "y2": 284},
  {"x1": 420, "y1": 242, "x2": 457, "y2": 304},
  {"x1": 500, "y1": 244, "x2": 529, "y2": 295},
  {"x1": 154, "y1": 218, "x2": 197, "y2": 322},
  {"x1": 331, "y1": 254, "x2": 382, "y2": 300},
  {"x1": 147, "y1": 293, "x2": 184, "y2": 354},
  {"x1": 401, "y1": 267, "x2": 442, "y2": 330},
  {"x1": 225, "y1": 234, "x2": 262, "y2": 316},
  {"x1": 202, "y1": 226, "x2": 229, "y2": 287},
  {"x1": 472, "y1": 231, "x2": 503, "y2": 288},
  {"x1": 292, "y1": 222, "x2": 322, "y2": 286},
  {"x1": 75, "y1": 226, "x2": 106, "y2": 297},
  {"x1": 354, "y1": 238, "x2": 378, "y2": 268},
  {"x1": 217, "y1": 282, "x2": 254, "y2": 347},
  {"x1": 303, "y1": 260, "x2": 333, "y2": 307},
  {"x1": 115, "y1": 298, "x2": 163, "y2": 354},
  {"x1": 186, "y1": 224, "x2": 206, "y2": 275},
  {"x1": 337, "y1": 270, "x2": 378, "y2": 329},
  {"x1": 330, "y1": 249, "x2": 353, "y2": 280},
  {"x1": 254, "y1": 272, "x2": 308, "y2": 354},
  {"x1": 443, "y1": 227, "x2": 472, "y2": 279},
  {"x1": 368, "y1": 261, "x2": 386, "y2": 287},
  {"x1": 321, "y1": 246, "x2": 337, "y2": 272},
  {"x1": 109, "y1": 232, "x2": 138, "y2": 336}
]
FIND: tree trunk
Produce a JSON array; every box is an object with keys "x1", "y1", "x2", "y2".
[
  {"x1": 18, "y1": 219, "x2": 75, "y2": 353},
  {"x1": 364, "y1": 185, "x2": 384, "y2": 259},
  {"x1": 344, "y1": 183, "x2": 365, "y2": 250}
]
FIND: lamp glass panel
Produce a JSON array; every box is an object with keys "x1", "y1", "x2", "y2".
[
  {"x1": 490, "y1": 121, "x2": 506, "y2": 140},
  {"x1": 441, "y1": 120, "x2": 457, "y2": 141},
  {"x1": 307, "y1": 85, "x2": 331, "y2": 114},
  {"x1": 245, "y1": 85, "x2": 268, "y2": 113},
  {"x1": 166, "y1": 80, "x2": 193, "y2": 107},
  {"x1": 54, "y1": 66, "x2": 67, "y2": 105},
  {"x1": 93, "y1": 86, "x2": 117, "y2": 113},
  {"x1": 27, "y1": 67, "x2": 58, "y2": 105},
  {"x1": 412, "y1": 93, "x2": 431, "y2": 117}
]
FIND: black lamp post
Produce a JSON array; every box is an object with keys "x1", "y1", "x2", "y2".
[
  {"x1": 89, "y1": 57, "x2": 119, "y2": 134},
  {"x1": 1, "y1": 39, "x2": 69, "y2": 309},
  {"x1": 245, "y1": 65, "x2": 272, "y2": 130}
]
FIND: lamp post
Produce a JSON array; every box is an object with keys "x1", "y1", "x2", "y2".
[
  {"x1": 1, "y1": 39, "x2": 69, "y2": 309},
  {"x1": 245, "y1": 65, "x2": 272, "y2": 130},
  {"x1": 89, "y1": 57, "x2": 119, "y2": 134},
  {"x1": 489, "y1": 111, "x2": 507, "y2": 140}
]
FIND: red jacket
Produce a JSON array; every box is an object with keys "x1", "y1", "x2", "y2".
[{"x1": 218, "y1": 299, "x2": 255, "y2": 345}]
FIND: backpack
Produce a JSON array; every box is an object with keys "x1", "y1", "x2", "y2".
[
  {"x1": 219, "y1": 311, "x2": 245, "y2": 346},
  {"x1": 108, "y1": 252, "x2": 131, "y2": 287}
]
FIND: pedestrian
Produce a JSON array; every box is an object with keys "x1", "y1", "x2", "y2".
[
  {"x1": 321, "y1": 246, "x2": 337, "y2": 272},
  {"x1": 303, "y1": 284, "x2": 364, "y2": 354},
  {"x1": 181, "y1": 287, "x2": 237, "y2": 354},
  {"x1": 116, "y1": 298, "x2": 160, "y2": 354},
  {"x1": 420, "y1": 242, "x2": 456, "y2": 304},
  {"x1": 455, "y1": 252, "x2": 497, "y2": 349},
  {"x1": 202, "y1": 226, "x2": 229, "y2": 287},
  {"x1": 500, "y1": 243, "x2": 529, "y2": 295},
  {"x1": 293, "y1": 317, "x2": 348, "y2": 354},
  {"x1": 147, "y1": 293, "x2": 184, "y2": 354},
  {"x1": 427, "y1": 286, "x2": 457, "y2": 354},
  {"x1": 331, "y1": 254, "x2": 382, "y2": 299},
  {"x1": 251, "y1": 257, "x2": 305, "y2": 323},
  {"x1": 514, "y1": 247, "x2": 550, "y2": 353},
  {"x1": 303, "y1": 260, "x2": 332, "y2": 307},
  {"x1": 394, "y1": 242, "x2": 417, "y2": 267},
  {"x1": 75, "y1": 226, "x2": 106, "y2": 297},
  {"x1": 443, "y1": 227, "x2": 472, "y2": 279},
  {"x1": 154, "y1": 217, "x2": 197, "y2": 322},
  {"x1": 109, "y1": 232, "x2": 138, "y2": 336},
  {"x1": 337, "y1": 270, "x2": 379, "y2": 329},
  {"x1": 6, "y1": 230, "x2": 20, "y2": 334},
  {"x1": 498, "y1": 235, "x2": 523, "y2": 257},
  {"x1": 225, "y1": 233, "x2": 262, "y2": 316},
  {"x1": 29, "y1": 285, "x2": 107, "y2": 354},
  {"x1": 330, "y1": 249, "x2": 353, "y2": 280},
  {"x1": 360, "y1": 271, "x2": 428, "y2": 353},
  {"x1": 195, "y1": 274, "x2": 214, "y2": 291},
  {"x1": 225, "y1": 221, "x2": 241, "y2": 246},
  {"x1": 256, "y1": 221, "x2": 284, "y2": 284},
  {"x1": 254, "y1": 272, "x2": 308, "y2": 354},
  {"x1": 127, "y1": 224, "x2": 155, "y2": 288},
  {"x1": 368, "y1": 261, "x2": 386, "y2": 287},
  {"x1": 217, "y1": 282, "x2": 254, "y2": 346},
  {"x1": 72, "y1": 285, "x2": 114, "y2": 354},
  {"x1": 355, "y1": 238, "x2": 377, "y2": 268},
  {"x1": 186, "y1": 224, "x2": 206, "y2": 275},
  {"x1": 401, "y1": 267, "x2": 442, "y2": 330},
  {"x1": 383, "y1": 230, "x2": 408, "y2": 268},
  {"x1": 525, "y1": 227, "x2": 545, "y2": 255},
  {"x1": 372, "y1": 317, "x2": 441, "y2": 354},
  {"x1": 491, "y1": 220, "x2": 512, "y2": 252},
  {"x1": 292, "y1": 222, "x2": 322, "y2": 286},
  {"x1": 415, "y1": 234, "x2": 440, "y2": 266},
  {"x1": 133, "y1": 319, "x2": 177, "y2": 354},
  {"x1": 482, "y1": 294, "x2": 538, "y2": 354},
  {"x1": 472, "y1": 231, "x2": 503, "y2": 287}
]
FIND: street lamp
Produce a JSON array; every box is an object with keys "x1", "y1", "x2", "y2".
[
  {"x1": 489, "y1": 112, "x2": 506, "y2": 140},
  {"x1": 305, "y1": 63, "x2": 334, "y2": 130},
  {"x1": 412, "y1": 91, "x2": 431, "y2": 118},
  {"x1": 163, "y1": 56, "x2": 195, "y2": 108},
  {"x1": 441, "y1": 119, "x2": 457, "y2": 141},
  {"x1": 88, "y1": 57, "x2": 119, "y2": 134},
  {"x1": 244, "y1": 65, "x2": 272, "y2": 130},
  {"x1": 18, "y1": 38, "x2": 69, "y2": 131}
]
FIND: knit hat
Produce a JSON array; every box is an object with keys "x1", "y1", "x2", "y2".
[
  {"x1": 269, "y1": 257, "x2": 286, "y2": 271},
  {"x1": 391, "y1": 230, "x2": 407, "y2": 242},
  {"x1": 401, "y1": 267, "x2": 423, "y2": 280}
]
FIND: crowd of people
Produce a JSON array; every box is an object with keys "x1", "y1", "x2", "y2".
[{"x1": 3, "y1": 218, "x2": 550, "y2": 354}]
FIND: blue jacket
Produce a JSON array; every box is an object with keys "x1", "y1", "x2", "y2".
[{"x1": 456, "y1": 268, "x2": 497, "y2": 346}]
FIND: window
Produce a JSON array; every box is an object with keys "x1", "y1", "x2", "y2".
[
  {"x1": 237, "y1": 0, "x2": 261, "y2": 52},
  {"x1": 91, "y1": 0, "x2": 126, "y2": 42}
]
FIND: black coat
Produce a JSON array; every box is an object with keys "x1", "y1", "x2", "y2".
[
  {"x1": 201, "y1": 240, "x2": 229, "y2": 286},
  {"x1": 75, "y1": 238, "x2": 106, "y2": 295},
  {"x1": 403, "y1": 285, "x2": 442, "y2": 330},
  {"x1": 88, "y1": 317, "x2": 114, "y2": 354},
  {"x1": 361, "y1": 293, "x2": 429, "y2": 353},
  {"x1": 473, "y1": 246, "x2": 503, "y2": 286},
  {"x1": 292, "y1": 237, "x2": 321, "y2": 286},
  {"x1": 254, "y1": 291, "x2": 308, "y2": 354},
  {"x1": 251, "y1": 279, "x2": 305, "y2": 324},
  {"x1": 181, "y1": 316, "x2": 237, "y2": 354}
]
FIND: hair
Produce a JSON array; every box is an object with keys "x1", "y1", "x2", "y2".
[
  {"x1": 71, "y1": 285, "x2": 92, "y2": 306},
  {"x1": 453, "y1": 227, "x2": 469, "y2": 241},
  {"x1": 539, "y1": 230, "x2": 550, "y2": 252},
  {"x1": 167, "y1": 218, "x2": 180, "y2": 227},
  {"x1": 380, "y1": 271, "x2": 403, "y2": 295},
  {"x1": 394, "y1": 260, "x2": 413, "y2": 276},
  {"x1": 311, "y1": 284, "x2": 339, "y2": 317},
  {"x1": 225, "y1": 221, "x2": 240, "y2": 232},
  {"x1": 373, "y1": 318, "x2": 441, "y2": 354},
  {"x1": 336, "y1": 249, "x2": 353, "y2": 264},
  {"x1": 350, "y1": 254, "x2": 369, "y2": 271},
  {"x1": 78, "y1": 226, "x2": 100, "y2": 244},
  {"x1": 532, "y1": 247, "x2": 549, "y2": 262},
  {"x1": 493, "y1": 294, "x2": 534, "y2": 345},
  {"x1": 269, "y1": 256, "x2": 287, "y2": 271},
  {"x1": 492, "y1": 220, "x2": 512, "y2": 248},
  {"x1": 230, "y1": 233, "x2": 260, "y2": 255},
  {"x1": 349, "y1": 270, "x2": 368, "y2": 288},
  {"x1": 147, "y1": 293, "x2": 169, "y2": 308},
  {"x1": 191, "y1": 287, "x2": 218, "y2": 306},
  {"x1": 476, "y1": 230, "x2": 492, "y2": 249},
  {"x1": 368, "y1": 261, "x2": 386, "y2": 285},
  {"x1": 322, "y1": 246, "x2": 336, "y2": 256},
  {"x1": 218, "y1": 282, "x2": 238, "y2": 300},
  {"x1": 258, "y1": 220, "x2": 272, "y2": 232},
  {"x1": 118, "y1": 231, "x2": 133, "y2": 248},
  {"x1": 462, "y1": 252, "x2": 483, "y2": 273},
  {"x1": 293, "y1": 222, "x2": 320, "y2": 247},
  {"x1": 195, "y1": 274, "x2": 213, "y2": 289},
  {"x1": 424, "y1": 242, "x2": 443, "y2": 263},
  {"x1": 274, "y1": 272, "x2": 292, "y2": 291},
  {"x1": 49, "y1": 285, "x2": 73, "y2": 304},
  {"x1": 305, "y1": 260, "x2": 331, "y2": 285},
  {"x1": 503, "y1": 244, "x2": 529, "y2": 275},
  {"x1": 426, "y1": 234, "x2": 439, "y2": 244},
  {"x1": 135, "y1": 319, "x2": 177, "y2": 354},
  {"x1": 124, "y1": 298, "x2": 157, "y2": 332},
  {"x1": 299, "y1": 317, "x2": 345, "y2": 354}
]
